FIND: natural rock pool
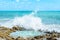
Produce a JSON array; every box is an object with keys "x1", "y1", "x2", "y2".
[{"x1": 10, "y1": 31, "x2": 46, "y2": 38}]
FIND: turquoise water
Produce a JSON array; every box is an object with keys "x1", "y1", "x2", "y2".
[
  {"x1": 37, "y1": 11, "x2": 60, "y2": 24},
  {"x1": 0, "y1": 11, "x2": 60, "y2": 24},
  {"x1": 10, "y1": 31, "x2": 46, "y2": 38},
  {"x1": 0, "y1": 11, "x2": 60, "y2": 32},
  {"x1": 0, "y1": 11, "x2": 31, "y2": 18}
]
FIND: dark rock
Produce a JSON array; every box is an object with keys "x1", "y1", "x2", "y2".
[{"x1": 47, "y1": 38, "x2": 52, "y2": 40}]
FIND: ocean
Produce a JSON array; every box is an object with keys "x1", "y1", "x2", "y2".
[{"x1": 0, "y1": 11, "x2": 60, "y2": 32}]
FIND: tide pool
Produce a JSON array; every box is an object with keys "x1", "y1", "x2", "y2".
[{"x1": 10, "y1": 31, "x2": 46, "y2": 38}]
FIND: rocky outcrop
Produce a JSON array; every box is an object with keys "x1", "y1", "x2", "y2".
[
  {"x1": 0, "y1": 27, "x2": 15, "y2": 40},
  {"x1": 0, "y1": 26, "x2": 60, "y2": 40},
  {"x1": 12, "y1": 26, "x2": 26, "y2": 31}
]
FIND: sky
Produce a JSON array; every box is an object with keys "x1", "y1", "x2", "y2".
[{"x1": 0, "y1": 0, "x2": 60, "y2": 11}]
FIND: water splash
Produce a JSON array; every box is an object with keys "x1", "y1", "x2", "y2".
[
  {"x1": 12, "y1": 10, "x2": 43, "y2": 30},
  {"x1": 0, "y1": 11, "x2": 60, "y2": 32}
]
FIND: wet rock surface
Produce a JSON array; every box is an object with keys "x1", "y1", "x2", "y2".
[{"x1": 0, "y1": 26, "x2": 60, "y2": 40}]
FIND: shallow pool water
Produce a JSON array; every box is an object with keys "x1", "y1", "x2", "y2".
[{"x1": 10, "y1": 31, "x2": 46, "y2": 38}]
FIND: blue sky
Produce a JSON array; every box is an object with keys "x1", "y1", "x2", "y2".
[{"x1": 0, "y1": 0, "x2": 60, "y2": 11}]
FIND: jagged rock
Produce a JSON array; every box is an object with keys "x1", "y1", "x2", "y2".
[
  {"x1": 16, "y1": 37, "x2": 25, "y2": 40},
  {"x1": 12, "y1": 25, "x2": 34, "y2": 31},
  {"x1": 34, "y1": 36, "x2": 45, "y2": 40},
  {"x1": 5, "y1": 36, "x2": 15, "y2": 40},
  {"x1": 34, "y1": 36, "x2": 41, "y2": 39},
  {"x1": 0, "y1": 27, "x2": 15, "y2": 40},
  {"x1": 12, "y1": 26, "x2": 26, "y2": 31},
  {"x1": 46, "y1": 37, "x2": 52, "y2": 40},
  {"x1": 0, "y1": 26, "x2": 60, "y2": 40}
]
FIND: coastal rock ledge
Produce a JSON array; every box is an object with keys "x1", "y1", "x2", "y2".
[{"x1": 0, "y1": 26, "x2": 60, "y2": 40}]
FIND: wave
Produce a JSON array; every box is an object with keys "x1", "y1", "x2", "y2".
[{"x1": 0, "y1": 11, "x2": 60, "y2": 32}]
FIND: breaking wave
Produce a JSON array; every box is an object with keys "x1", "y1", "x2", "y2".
[{"x1": 0, "y1": 11, "x2": 60, "y2": 32}]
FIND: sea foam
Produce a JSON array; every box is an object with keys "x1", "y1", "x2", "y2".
[{"x1": 0, "y1": 11, "x2": 60, "y2": 32}]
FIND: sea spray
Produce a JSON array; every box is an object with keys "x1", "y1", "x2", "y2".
[
  {"x1": 0, "y1": 11, "x2": 43, "y2": 30},
  {"x1": 12, "y1": 11, "x2": 43, "y2": 30},
  {"x1": 0, "y1": 11, "x2": 60, "y2": 32},
  {"x1": 13, "y1": 15, "x2": 43, "y2": 30}
]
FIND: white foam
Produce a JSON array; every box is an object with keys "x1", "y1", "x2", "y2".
[{"x1": 0, "y1": 11, "x2": 60, "y2": 32}]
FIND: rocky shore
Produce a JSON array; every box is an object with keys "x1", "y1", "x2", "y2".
[{"x1": 0, "y1": 26, "x2": 60, "y2": 40}]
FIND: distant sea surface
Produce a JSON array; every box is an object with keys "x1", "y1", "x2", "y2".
[{"x1": 0, "y1": 11, "x2": 60, "y2": 24}]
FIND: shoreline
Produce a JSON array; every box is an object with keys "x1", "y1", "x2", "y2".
[{"x1": 0, "y1": 26, "x2": 60, "y2": 40}]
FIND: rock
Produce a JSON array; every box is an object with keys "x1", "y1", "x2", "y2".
[
  {"x1": 31, "y1": 38, "x2": 36, "y2": 40},
  {"x1": 0, "y1": 26, "x2": 60, "y2": 40},
  {"x1": 34, "y1": 36, "x2": 41, "y2": 39},
  {"x1": 0, "y1": 37, "x2": 6, "y2": 40},
  {"x1": 5, "y1": 36, "x2": 15, "y2": 40},
  {"x1": 16, "y1": 37, "x2": 25, "y2": 40},
  {"x1": 12, "y1": 26, "x2": 26, "y2": 31},
  {"x1": 0, "y1": 27, "x2": 15, "y2": 40}
]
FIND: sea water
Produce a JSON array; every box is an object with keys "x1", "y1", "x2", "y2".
[
  {"x1": 0, "y1": 11, "x2": 60, "y2": 32},
  {"x1": 10, "y1": 31, "x2": 46, "y2": 38}
]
